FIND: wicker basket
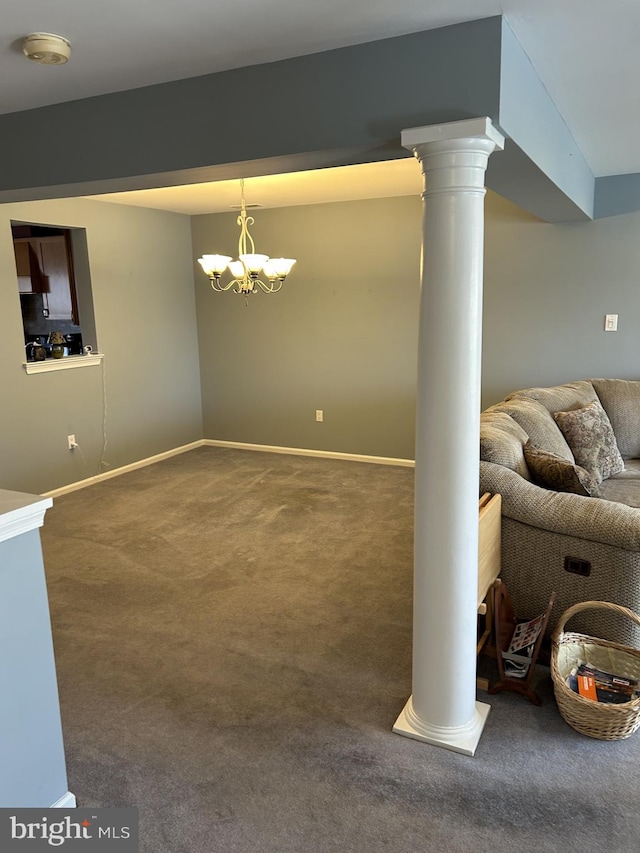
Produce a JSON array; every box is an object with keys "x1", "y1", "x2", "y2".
[{"x1": 551, "y1": 601, "x2": 640, "y2": 740}]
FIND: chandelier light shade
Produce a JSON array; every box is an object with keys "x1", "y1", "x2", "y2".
[{"x1": 198, "y1": 180, "x2": 296, "y2": 297}]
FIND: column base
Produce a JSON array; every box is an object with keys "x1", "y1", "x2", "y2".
[{"x1": 393, "y1": 696, "x2": 490, "y2": 756}]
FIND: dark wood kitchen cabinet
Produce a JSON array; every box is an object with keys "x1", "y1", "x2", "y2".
[
  {"x1": 13, "y1": 234, "x2": 79, "y2": 323},
  {"x1": 14, "y1": 240, "x2": 32, "y2": 279}
]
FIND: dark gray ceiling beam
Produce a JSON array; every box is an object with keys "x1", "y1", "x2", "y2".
[
  {"x1": 0, "y1": 19, "x2": 501, "y2": 200},
  {"x1": 486, "y1": 139, "x2": 591, "y2": 223},
  {"x1": 0, "y1": 15, "x2": 637, "y2": 222},
  {"x1": 594, "y1": 174, "x2": 640, "y2": 219},
  {"x1": 496, "y1": 19, "x2": 594, "y2": 221}
]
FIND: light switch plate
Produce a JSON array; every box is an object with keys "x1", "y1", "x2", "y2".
[{"x1": 604, "y1": 314, "x2": 618, "y2": 331}]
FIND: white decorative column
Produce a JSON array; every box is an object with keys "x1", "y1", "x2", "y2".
[{"x1": 393, "y1": 117, "x2": 504, "y2": 756}]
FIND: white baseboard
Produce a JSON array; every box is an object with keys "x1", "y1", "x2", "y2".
[
  {"x1": 42, "y1": 438, "x2": 414, "y2": 498},
  {"x1": 43, "y1": 441, "x2": 205, "y2": 498},
  {"x1": 50, "y1": 791, "x2": 77, "y2": 808},
  {"x1": 203, "y1": 439, "x2": 415, "y2": 468}
]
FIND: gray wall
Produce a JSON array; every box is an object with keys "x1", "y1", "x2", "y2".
[
  {"x1": 194, "y1": 191, "x2": 640, "y2": 454},
  {"x1": 483, "y1": 193, "x2": 640, "y2": 407},
  {"x1": 1, "y1": 198, "x2": 203, "y2": 494},
  {"x1": 5, "y1": 187, "x2": 640, "y2": 487},
  {"x1": 192, "y1": 197, "x2": 422, "y2": 460}
]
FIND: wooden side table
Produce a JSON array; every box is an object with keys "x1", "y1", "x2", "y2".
[{"x1": 476, "y1": 493, "x2": 502, "y2": 690}]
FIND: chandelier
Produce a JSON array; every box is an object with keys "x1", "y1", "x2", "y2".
[{"x1": 198, "y1": 179, "x2": 296, "y2": 296}]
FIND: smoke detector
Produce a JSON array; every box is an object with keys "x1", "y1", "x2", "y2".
[{"x1": 23, "y1": 33, "x2": 71, "y2": 66}]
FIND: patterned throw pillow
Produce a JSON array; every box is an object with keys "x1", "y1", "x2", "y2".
[
  {"x1": 523, "y1": 441, "x2": 601, "y2": 497},
  {"x1": 553, "y1": 400, "x2": 624, "y2": 484}
]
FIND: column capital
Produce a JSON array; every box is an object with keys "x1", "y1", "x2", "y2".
[{"x1": 401, "y1": 117, "x2": 505, "y2": 154}]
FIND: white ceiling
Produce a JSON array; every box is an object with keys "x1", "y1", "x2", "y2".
[{"x1": 5, "y1": 1, "x2": 640, "y2": 212}]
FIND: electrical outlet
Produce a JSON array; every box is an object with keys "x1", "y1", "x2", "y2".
[
  {"x1": 315, "y1": 410, "x2": 323, "y2": 422},
  {"x1": 68, "y1": 434, "x2": 76, "y2": 450}
]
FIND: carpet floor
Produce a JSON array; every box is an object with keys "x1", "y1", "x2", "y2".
[{"x1": 39, "y1": 447, "x2": 640, "y2": 852}]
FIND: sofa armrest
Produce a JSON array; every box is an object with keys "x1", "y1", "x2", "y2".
[{"x1": 480, "y1": 460, "x2": 640, "y2": 551}]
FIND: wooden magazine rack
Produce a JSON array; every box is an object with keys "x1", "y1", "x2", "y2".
[{"x1": 488, "y1": 583, "x2": 555, "y2": 705}]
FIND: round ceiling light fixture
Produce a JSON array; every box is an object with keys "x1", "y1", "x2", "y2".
[{"x1": 23, "y1": 32, "x2": 71, "y2": 65}]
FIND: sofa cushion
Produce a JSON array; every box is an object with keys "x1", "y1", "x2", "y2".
[
  {"x1": 492, "y1": 398, "x2": 575, "y2": 462},
  {"x1": 523, "y1": 441, "x2": 601, "y2": 497},
  {"x1": 506, "y1": 380, "x2": 599, "y2": 414},
  {"x1": 591, "y1": 379, "x2": 640, "y2": 459},
  {"x1": 553, "y1": 399, "x2": 624, "y2": 483},
  {"x1": 480, "y1": 411, "x2": 530, "y2": 480},
  {"x1": 609, "y1": 458, "x2": 640, "y2": 480},
  {"x1": 599, "y1": 477, "x2": 640, "y2": 508}
]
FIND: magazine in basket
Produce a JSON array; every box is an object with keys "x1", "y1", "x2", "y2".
[{"x1": 567, "y1": 660, "x2": 640, "y2": 704}]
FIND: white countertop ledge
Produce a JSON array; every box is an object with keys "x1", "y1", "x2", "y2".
[
  {"x1": 23, "y1": 353, "x2": 104, "y2": 374},
  {"x1": 0, "y1": 490, "x2": 53, "y2": 544}
]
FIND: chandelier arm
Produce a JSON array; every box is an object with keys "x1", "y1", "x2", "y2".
[
  {"x1": 253, "y1": 278, "x2": 284, "y2": 294},
  {"x1": 210, "y1": 278, "x2": 237, "y2": 292},
  {"x1": 237, "y1": 213, "x2": 245, "y2": 258},
  {"x1": 237, "y1": 211, "x2": 257, "y2": 254},
  {"x1": 246, "y1": 217, "x2": 256, "y2": 254},
  {"x1": 230, "y1": 279, "x2": 257, "y2": 296}
]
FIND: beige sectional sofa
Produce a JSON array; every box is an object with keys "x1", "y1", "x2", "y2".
[{"x1": 480, "y1": 379, "x2": 640, "y2": 645}]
